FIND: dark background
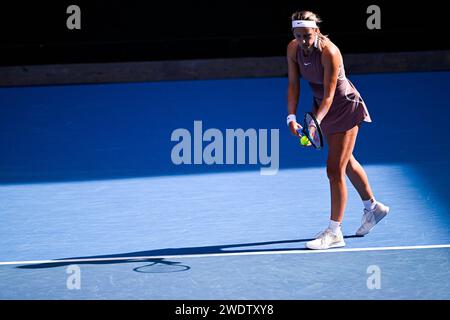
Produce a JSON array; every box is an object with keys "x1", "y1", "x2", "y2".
[{"x1": 0, "y1": 0, "x2": 448, "y2": 66}]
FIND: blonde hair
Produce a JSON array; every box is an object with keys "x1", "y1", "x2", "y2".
[{"x1": 291, "y1": 10, "x2": 329, "y2": 51}]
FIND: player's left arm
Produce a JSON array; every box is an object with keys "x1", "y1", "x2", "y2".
[{"x1": 315, "y1": 45, "x2": 341, "y2": 124}]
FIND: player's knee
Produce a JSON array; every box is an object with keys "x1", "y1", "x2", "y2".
[{"x1": 327, "y1": 165, "x2": 345, "y2": 181}]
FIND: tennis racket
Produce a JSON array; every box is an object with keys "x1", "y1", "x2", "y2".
[{"x1": 296, "y1": 112, "x2": 324, "y2": 149}]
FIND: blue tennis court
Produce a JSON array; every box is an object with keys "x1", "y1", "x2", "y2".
[{"x1": 0, "y1": 71, "x2": 449, "y2": 299}]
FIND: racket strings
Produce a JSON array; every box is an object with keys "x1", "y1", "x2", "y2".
[{"x1": 304, "y1": 113, "x2": 322, "y2": 148}]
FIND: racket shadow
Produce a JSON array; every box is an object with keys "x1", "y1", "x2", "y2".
[{"x1": 16, "y1": 235, "x2": 361, "y2": 272}]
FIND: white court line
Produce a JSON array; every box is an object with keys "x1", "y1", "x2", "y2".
[{"x1": 1, "y1": 244, "x2": 450, "y2": 266}]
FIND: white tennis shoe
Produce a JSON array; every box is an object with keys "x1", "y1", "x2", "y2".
[
  {"x1": 356, "y1": 202, "x2": 390, "y2": 236},
  {"x1": 305, "y1": 228, "x2": 346, "y2": 250}
]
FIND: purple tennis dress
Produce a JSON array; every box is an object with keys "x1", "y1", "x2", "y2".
[{"x1": 297, "y1": 45, "x2": 371, "y2": 135}]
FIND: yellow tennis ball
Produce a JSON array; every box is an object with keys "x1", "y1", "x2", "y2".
[{"x1": 300, "y1": 135, "x2": 310, "y2": 146}]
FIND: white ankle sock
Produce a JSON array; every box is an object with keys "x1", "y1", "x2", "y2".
[
  {"x1": 329, "y1": 220, "x2": 341, "y2": 235},
  {"x1": 363, "y1": 198, "x2": 377, "y2": 211}
]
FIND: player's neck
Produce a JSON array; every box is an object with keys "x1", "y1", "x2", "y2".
[{"x1": 302, "y1": 47, "x2": 314, "y2": 57}]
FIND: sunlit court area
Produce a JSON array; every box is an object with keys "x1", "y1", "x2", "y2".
[{"x1": 0, "y1": 1, "x2": 449, "y2": 308}]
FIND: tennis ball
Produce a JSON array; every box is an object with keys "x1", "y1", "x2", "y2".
[{"x1": 300, "y1": 135, "x2": 310, "y2": 146}]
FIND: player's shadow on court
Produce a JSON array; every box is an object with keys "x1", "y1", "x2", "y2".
[{"x1": 16, "y1": 235, "x2": 361, "y2": 272}]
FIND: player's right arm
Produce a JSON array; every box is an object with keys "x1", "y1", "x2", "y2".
[{"x1": 287, "y1": 39, "x2": 302, "y2": 137}]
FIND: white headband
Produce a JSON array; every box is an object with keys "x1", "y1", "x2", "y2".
[{"x1": 292, "y1": 20, "x2": 318, "y2": 28}]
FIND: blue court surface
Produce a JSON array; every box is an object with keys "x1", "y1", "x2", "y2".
[{"x1": 0, "y1": 71, "x2": 449, "y2": 299}]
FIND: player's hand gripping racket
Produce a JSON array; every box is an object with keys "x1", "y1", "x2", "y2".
[{"x1": 296, "y1": 112, "x2": 324, "y2": 150}]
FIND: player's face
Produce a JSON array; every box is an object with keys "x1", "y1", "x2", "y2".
[{"x1": 293, "y1": 28, "x2": 317, "y2": 49}]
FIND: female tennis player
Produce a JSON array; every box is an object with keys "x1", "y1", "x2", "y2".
[{"x1": 286, "y1": 10, "x2": 390, "y2": 249}]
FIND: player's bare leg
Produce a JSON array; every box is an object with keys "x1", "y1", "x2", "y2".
[
  {"x1": 346, "y1": 154, "x2": 373, "y2": 201},
  {"x1": 327, "y1": 126, "x2": 359, "y2": 223},
  {"x1": 306, "y1": 125, "x2": 358, "y2": 249},
  {"x1": 345, "y1": 146, "x2": 390, "y2": 236}
]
